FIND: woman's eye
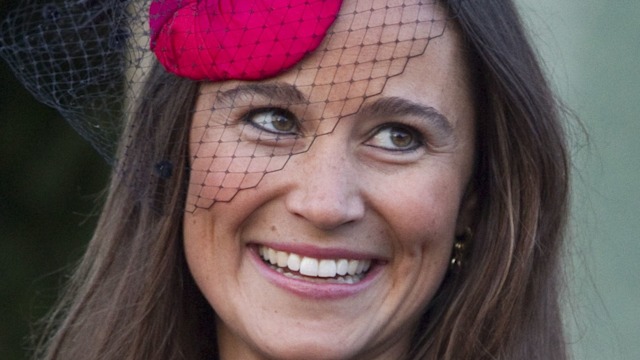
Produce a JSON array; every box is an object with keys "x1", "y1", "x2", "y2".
[
  {"x1": 366, "y1": 125, "x2": 422, "y2": 151},
  {"x1": 245, "y1": 107, "x2": 299, "y2": 134}
]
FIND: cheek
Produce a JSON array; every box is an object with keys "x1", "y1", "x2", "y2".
[
  {"x1": 382, "y1": 172, "x2": 462, "y2": 236},
  {"x1": 372, "y1": 173, "x2": 461, "y2": 326},
  {"x1": 373, "y1": 169, "x2": 463, "y2": 276},
  {"x1": 187, "y1": 114, "x2": 296, "y2": 208},
  {"x1": 183, "y1": 214, "x2": 216, "y2": 290},
  {"x1": 182, "y1": 212, "x2": 237, "y2": 305}
]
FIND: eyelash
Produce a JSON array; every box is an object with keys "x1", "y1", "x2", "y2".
[
  {"x1": 241, "y1": 107, "x2": 301, "y2": 136},
  {"x1": 365, "y1": 123, "x2": 424, "y2": 152},
  {"x1": 240, "y1": 106, "x2": 426, "y2": 152}
]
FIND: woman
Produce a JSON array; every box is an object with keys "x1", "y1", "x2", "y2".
[{"x1": 7, "y1": 0, "x2": 568, "y2": 359}]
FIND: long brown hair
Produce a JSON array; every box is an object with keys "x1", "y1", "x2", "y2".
[
  {"x1": 34, "y1": 67, "x2": 214, "y2": 359},
  {"x1": 35, "y1": 0, "x2": 570, "y2": 359},
  {"x1": 409, "y1": 1, "x2": 570, "y2": 359}
]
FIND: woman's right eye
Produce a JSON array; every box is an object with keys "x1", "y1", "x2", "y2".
[{"x1": 243, "y1": 107, "x2": 299, "y2": 135}]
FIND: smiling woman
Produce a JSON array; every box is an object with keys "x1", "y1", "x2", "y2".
[
  {"x1": 1, "y1": 0, "x2": 569, "y2": 359},
  {"x1": 184, "y1": 22, "x2": 474, "y2": 357}
]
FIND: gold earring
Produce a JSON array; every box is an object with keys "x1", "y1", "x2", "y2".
[{"x1": 450, "y1": 227, "x2": 472, "y2": 272}]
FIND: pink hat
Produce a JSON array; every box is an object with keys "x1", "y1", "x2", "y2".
[{"x1": 150, "y1": 0, "x2": 342, "y2": 81}]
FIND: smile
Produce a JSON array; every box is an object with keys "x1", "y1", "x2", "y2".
[{"x1": 258, "y1": 245, "x2": 372, "y2": 284}]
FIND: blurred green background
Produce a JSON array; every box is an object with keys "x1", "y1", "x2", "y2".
[
  {"x1": 1, "y1": 0, "x2": 638, "y2": 359},
  {"x1": 519, "y1": 1, "x2": 640, "y2": 359}
]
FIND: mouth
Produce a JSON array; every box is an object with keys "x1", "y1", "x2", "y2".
[{"x1": 257, "y1": 244, "x2": 373, "y2": 284}]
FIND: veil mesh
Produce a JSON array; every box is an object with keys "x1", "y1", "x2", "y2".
[{"x1": 0, "y1": 0, "x2": 454, "y2": 211}]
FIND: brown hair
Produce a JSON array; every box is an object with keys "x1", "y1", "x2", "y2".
[
  {"x1": 35, "y1": 0, "x2": 570, "y2": 359},
  {"x1": 34, "y1": 68, "x2": 213, "y2": 359},
  {"x1": 410, "y1": 1, "x2": 569, "y2": 359}
]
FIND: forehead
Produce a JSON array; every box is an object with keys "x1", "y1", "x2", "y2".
[{"x1": 197, "y1": 0, "x2": 451, "y2": 107}]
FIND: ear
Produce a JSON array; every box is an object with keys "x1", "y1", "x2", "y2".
[{"x1": 455, "y1": 181, "x2": 477, "y2": 236}]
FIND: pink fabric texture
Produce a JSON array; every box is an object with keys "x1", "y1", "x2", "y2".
[{"x1": 150, "y1": 0, "x2": 342, "y2": 81}]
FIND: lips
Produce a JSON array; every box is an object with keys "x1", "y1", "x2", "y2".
[{"x1": 258, "y1": 245, "x2": 373, "y2": 284}]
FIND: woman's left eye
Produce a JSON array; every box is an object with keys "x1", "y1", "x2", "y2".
[
  {"x1": 244, "y1": 107, "x2": 299, "y2": 135},
  {"x1": 365, "y1": 125, "x2": 422, "y2": 151}
]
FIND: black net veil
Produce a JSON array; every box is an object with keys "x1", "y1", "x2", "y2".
[{"x1": 0, "y1": 0, "x2": 456, "y2": 212}]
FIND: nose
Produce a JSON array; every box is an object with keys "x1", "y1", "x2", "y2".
[{"x1": 284, "y1": 135, "x2": 365, "y2": 230}]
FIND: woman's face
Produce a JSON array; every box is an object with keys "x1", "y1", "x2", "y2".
[{"x1": 183, "y1": 5, "x2": 476, "y2": 359}]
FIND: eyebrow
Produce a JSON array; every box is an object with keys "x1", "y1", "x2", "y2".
[
  {"x1": 360, "y1": 97, "x2": 454, "y2": 138},
  {"x1": 216, "y1": 82, "x2": 306, "y2": 107}
]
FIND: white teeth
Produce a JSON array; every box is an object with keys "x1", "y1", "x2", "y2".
[
  {"x1": 258, "y1": 245, "x2": 372, "y2": 281},
  {"x1": 276, "y1": 251, "x2": 288, "y2": 267},
  {"x1": 287, "y1": 253, "x2": 301, "y2": 271},
  {"x1": 336, "y1": 259, "x2": 349, "y2": 276},
  {"x1": 347, "y1": 260, "x2": 359, "y2": 275},
  {"x1": 268, "y1": 248, "x2": 277, "y2": 265},
  {"x1": 363, "y1": 260, "x2": 371, "y2": 272},
  {"x1": 299, "y1": 257, "x2": 318, "y2": 277},
  {"x1": 318, "y1": 259, "x2": 337, "y2": 278}
]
